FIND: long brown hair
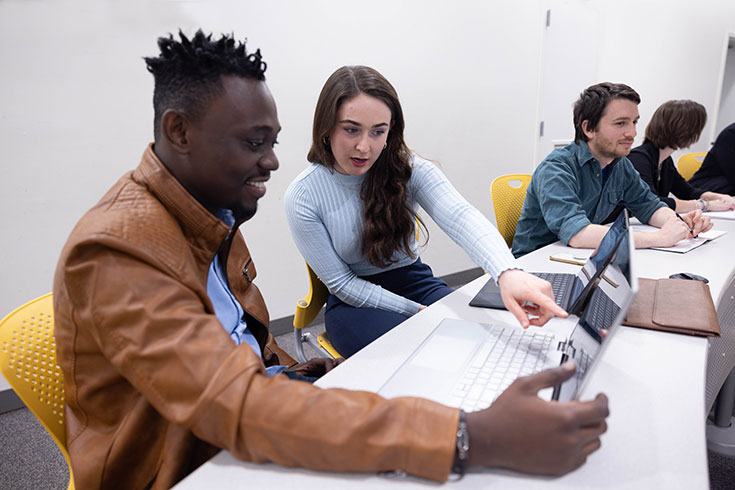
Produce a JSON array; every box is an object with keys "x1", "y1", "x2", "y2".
[{"x1": 308, "y1": 66, "x2": 424, "y2": 267}]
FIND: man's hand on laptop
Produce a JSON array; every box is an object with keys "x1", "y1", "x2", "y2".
[
  {"x1": 497, "y1": 269, "x2": 568, "y2": 328},
  {"x1": 466, "y1": 361, "x2": 609, "y2": 475}
]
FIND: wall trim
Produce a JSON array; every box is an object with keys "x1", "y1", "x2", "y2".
[
  {"x1": 0, "y1": 389, "x2": 24, "y2": 414},
  {"x1": 269, "y1": 267, "x2": 484, "y2": 337}
]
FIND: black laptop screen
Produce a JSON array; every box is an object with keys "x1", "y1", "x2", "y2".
[
  {"x1": 566, "y1": 209, "x2": 630, "y2": 317},
  {"x1": 552, "y1": 209, "x2": 636, "y2": 402}
]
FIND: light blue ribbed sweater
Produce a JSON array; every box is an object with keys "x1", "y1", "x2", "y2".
[{"x1": 284, "y1": 155, "x2": 517, "y2": 316}]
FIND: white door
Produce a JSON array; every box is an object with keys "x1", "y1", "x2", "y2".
[{"x1": 535, "y1": 0, "x2": 600, "y2": 167}]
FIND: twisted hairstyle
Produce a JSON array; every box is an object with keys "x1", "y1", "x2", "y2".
[
  {"x1": 144, "y1": 29, "x2": 266, "y2": 141},
  {"x1": 308, "y1": 66, "x2": 424, "y2": 267},
  {"x1": 573, "y1": 82, "x2": 640, "y2": 143},
  {"x1": 644, "y1": 100, "x2": 707, "y2": 150}
]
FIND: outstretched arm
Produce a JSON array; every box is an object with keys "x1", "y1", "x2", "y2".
[
  {"x1": 411, "y1": 159, "x2": 565, "y2": 327},
  {"x1": 411, "y1": 158, "x2": 517, "y2": 280}
]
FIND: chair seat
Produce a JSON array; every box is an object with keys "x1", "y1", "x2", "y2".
[
  {"x1": 293, "y1": 263, "x2": 342, "y2": 361},
  {"x1": 317, "y1": 331, "x2": 341, "y2": 359}
]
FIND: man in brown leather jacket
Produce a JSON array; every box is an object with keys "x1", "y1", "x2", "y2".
[{"x1": 53, "y1": 30, "x2": 610, "y2": 489}]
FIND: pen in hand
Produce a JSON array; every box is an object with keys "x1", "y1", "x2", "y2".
[{"x1": 677, "y1": 213, "x2": 696, "y2": 238}]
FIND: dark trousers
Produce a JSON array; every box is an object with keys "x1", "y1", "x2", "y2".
[{"x1": 325, "y1": 258, "x2": 453, "y2": 358}]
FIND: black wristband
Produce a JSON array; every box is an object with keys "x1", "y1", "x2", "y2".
[{"x1": 451, "y1": 409, "x2": 469, "y2": 479}]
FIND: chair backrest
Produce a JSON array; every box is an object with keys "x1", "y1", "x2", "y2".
[
  {"x1": 677, "y1": 152, "x2": 706, "y2": 181},
  {"x1": 0, "y1": 293, "x2": 75, "y2": 489},
  {"x1": 293, "y1": 263, "x2": 329, "y2": 330},
  {"x1": 706, "y1": 279, "x2": 735, "y2": 415},
  {"x1": 491, "y1": 174, "x2": 532, "y2": 248}
]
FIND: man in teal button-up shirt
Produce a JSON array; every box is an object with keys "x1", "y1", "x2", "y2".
[{"x1": 512, "y1": 82, "x2": 712, "y2": 257}]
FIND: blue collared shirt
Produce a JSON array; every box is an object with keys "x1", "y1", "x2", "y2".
[
  {"x1": 207, "y1": 209, "x2": 285, "y2": 376},
  {"x1": 512, "y1": 140, "x2": 666, "y2": 257}
]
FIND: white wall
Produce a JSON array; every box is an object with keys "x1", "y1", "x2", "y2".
[
  {"x1": 1, "y1": 0, "x2": 735, "y2": 391},
  {"x1": 591, "y1": 0, "x2": 735, "y2": 160},
  {"x1": 0, "y1": 0, "x2": 545, "y2": 326}
]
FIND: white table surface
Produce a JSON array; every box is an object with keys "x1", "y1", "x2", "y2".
[{"x1": 177, "y1": 218, "x2": 735, "y2": 490}]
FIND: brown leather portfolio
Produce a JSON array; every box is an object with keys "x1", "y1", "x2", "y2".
[{"x1": 623, "y1": 278, "x2": 720, "y2": 337}]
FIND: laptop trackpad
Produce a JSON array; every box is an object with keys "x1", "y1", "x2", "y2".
[
  {"x1": 408, "y1": 334, "x2": 474, "y2": 371},
  {"x1": 378, "y1": 320, "x2": 488, "y2": 403}
]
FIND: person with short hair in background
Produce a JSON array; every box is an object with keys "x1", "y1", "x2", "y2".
[
  {"x1": 512, "y1": 83, "x2": 712, "y2": 258},
  {"x1": 627, "y1": 100, "x2": 735, "y2": 213}
]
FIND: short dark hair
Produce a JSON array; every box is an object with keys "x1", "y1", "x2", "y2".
[
  {"x1": 573, "y1": 82, "x2": 641, "y2": 143},
  {"x1": 644, "y1": 100, "x2": 707, "y2": 150},
  {"x1": 144, "y1": 30, "x2": 267, "y2": 141}
]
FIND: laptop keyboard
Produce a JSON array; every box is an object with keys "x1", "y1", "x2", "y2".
[
  {"x1": 449, "y1": 325, "x2": 555, "y2": 412},
  {"x1": 532, "y1": 272, "x2": 575, "y2": 307},
  {"x1": 585, "y1": 287, "x2": 621, "y2": 332},
  {"x1": 574, "y1": 347, "x2": 592, "y2": 386}
]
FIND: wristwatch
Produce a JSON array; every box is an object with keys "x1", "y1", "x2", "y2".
[{"x1": 452, "y1": 409, "x2": 469, "y2": 479}]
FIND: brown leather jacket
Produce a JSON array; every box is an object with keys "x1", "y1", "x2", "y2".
[{"x1": 53, "y1": 146, "x2": 457, "y2": 489}]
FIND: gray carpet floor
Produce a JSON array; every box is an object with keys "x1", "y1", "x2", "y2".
[{"x1": 1, "y1": 322, "x2": 733, "y2": 489}]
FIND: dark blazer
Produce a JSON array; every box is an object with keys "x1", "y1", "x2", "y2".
[{"x1": 689, "y1": 122, "x2": 735, "y2": 195}]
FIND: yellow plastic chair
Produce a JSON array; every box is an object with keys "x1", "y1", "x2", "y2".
[
  {"x1": 491, "y1": 174, "x2": 532, "y2": 248},
  {"x1": 677, "y1": 152, "x2": 706, "y2": 181},
  {"x1": 293, "y1": 263, "x2": 342, "y2": 361},
  {"x1": 293, "y1": 217, "x2": 422, "y2": 361},
  {"x1": 0, "y1": 293, "x2": 75, "y2": 490}
]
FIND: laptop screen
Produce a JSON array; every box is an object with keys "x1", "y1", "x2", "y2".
[
  {"x1": 565, "y1": 208, "x2": 631, "y2": 318},
  {"x1": 470, "y1": 203, "x2": 634, "y2": 313},
  {"x1": 553, "y1": 209, "x2": 638, "y2": 401}
]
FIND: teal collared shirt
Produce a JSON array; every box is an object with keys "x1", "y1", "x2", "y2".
[{"x1": 512, "y1": 140, "x2": 666, "y2": 257}]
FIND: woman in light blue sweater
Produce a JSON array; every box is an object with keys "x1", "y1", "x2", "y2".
[{"x1": 285, "y1": 66, "x2": 565, "y2": 357}]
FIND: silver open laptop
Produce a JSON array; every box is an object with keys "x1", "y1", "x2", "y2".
[{"x1": 378, "y1": 210, "x2": 638, "y2": 410}]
